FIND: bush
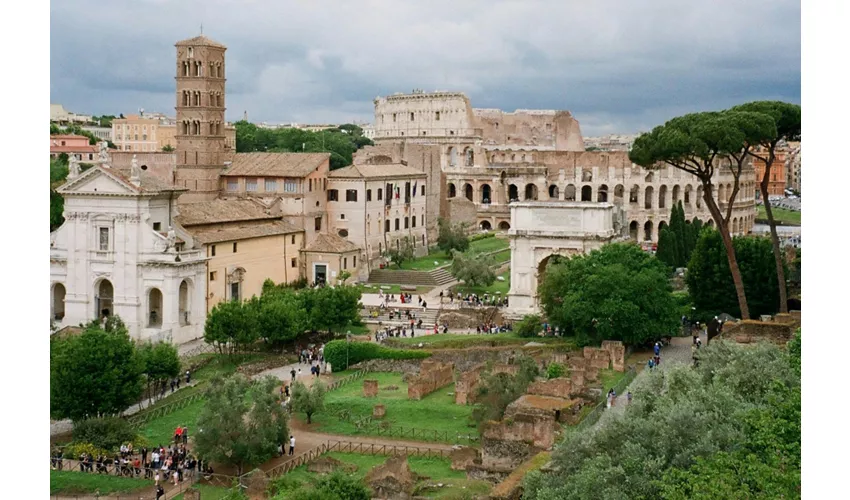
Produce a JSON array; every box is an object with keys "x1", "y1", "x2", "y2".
[
  {"x1": 515, "y1": 315, "x2": 542, "y2": 338},
  {"x1": 72, "y1": 416, "x2": 137, "y2": 452},
  {"x1": 547, "y1": 363, "x2": 565, "y2": 379},
  {"x1": 470, "y1": 232, "x2": 495, "y2": 242},
  {"x1": 323, "y1": 340, "x2": 431, "y2": 371},
  {"x1": 63, "y1": 442, "x2": 112, "y2": 459}
]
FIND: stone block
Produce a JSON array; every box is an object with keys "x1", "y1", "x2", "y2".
[
  {"x1": 182, "y1": 490, "x2": 200, "y2": 500},
  {"x1": 585, "y1": 366, "x2": 599, "y2": 383},
  {"x1": 527, "y1": 378, "x2": 572, "y2": 399},
  {"x1": 450, "y1": 446, "x2": 480, "y2": 471},
  {"x1": 373, "y1": 404, "x2": 386, "y2": 419},
  {"x1": 363, "y1": 379, "x2": 378, "y2": 397}
]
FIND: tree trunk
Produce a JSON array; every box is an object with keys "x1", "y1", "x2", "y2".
[
  {"x1": 306, "y1": 412, "x2": 312, "y2": 424},
  {"x1": 702, "y1": 184, "x2": 751, "y2": 319},
  {"x1": 759, "y1": 168, "x2": 789, "y2": 313}
]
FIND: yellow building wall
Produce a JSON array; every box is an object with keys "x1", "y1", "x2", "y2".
[{"x1": 205, "y1": 232, "x2": 304, "y2": 311}]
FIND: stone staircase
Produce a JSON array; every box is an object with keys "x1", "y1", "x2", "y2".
[
  {"x1": 367, "y1": 267, "x2": 455, "y2": 287},
  {"x1": 361, "y1": 306, "x2": 441, "y2": 329}
]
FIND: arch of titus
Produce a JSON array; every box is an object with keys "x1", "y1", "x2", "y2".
[{"x1": 506, "y1": 201, "x2": 619, "y2": 316}]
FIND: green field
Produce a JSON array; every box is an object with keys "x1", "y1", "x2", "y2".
[
  {"x1": 451, "y1": 271, "x2": 511, "y2": 297},
  {"x1": 757, "y1": 205, "x2": 801, "y2": 225},
  {"x1": 300, "y1": 372, "x2": 478, "y2": 439},
  {"x1": 172, "y1": 484, "x2": 234, "y2": 500},
  {"x1": 138, "y1": 398, "x2": 205, "y2": 446},
  {"x1": 469, "y1": 236, "x2": 510, "y2": 254},
  {"x1": 491, "y1": 248, "x2": 511, "y2": 264},
  {"x1": 392, "y1": 332, "x2": 574, "y2": 350},
  {"x1": 50, "y1": 470, "x2": 151, "y2": 495},
  {"x1": 281, "y1": 452, "x2": 490, "y2": 499},
  {"x1": 388, "y1": 236, "x2": 510, "y2": 271}
]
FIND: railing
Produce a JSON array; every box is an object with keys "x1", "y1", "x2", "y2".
[
  {"x1": 127, "y1": 391, "x2": 206, "y2": 428},
  {"x1": 265, "y1": 443, "x2": 330, "y2": 478},
  {"x1": 567, "y1": 366, "x2": 638, "y2": 434},
  {"x1": 323, "y1": 409, "x2": 479, "y2": 445},
  {"x1": 326, "y1": 369, "x2": 372, "y2": 391},
  {"x1": 179, "y1": 342, "x2": 215, "y2": 359}
]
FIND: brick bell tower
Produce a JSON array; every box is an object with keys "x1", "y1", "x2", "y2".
[{"x1": 174, "y1": 34, "x2": 227, "y2": 203}]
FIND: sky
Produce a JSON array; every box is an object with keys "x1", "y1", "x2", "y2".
[{"x1": 50, "y1": 0, "x2": 801, "y2": 136}]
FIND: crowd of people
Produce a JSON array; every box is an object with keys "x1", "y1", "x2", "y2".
[{"x1": 440, "y1": 291, "x2": 509, "y2": 308}]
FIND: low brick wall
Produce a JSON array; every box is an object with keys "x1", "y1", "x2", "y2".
[
  {"x1": 408, "y1": 360, "x2": 454, "y2": 400},
  {"x1": 527, "y1": 378, "x2": 572, "y2": 399},
  {"x1": 720, "y1": 319, "x2": 797, "y2": 345}
]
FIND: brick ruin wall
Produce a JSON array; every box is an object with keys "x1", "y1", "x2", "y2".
[
  {"x1": 720, "y1": 315, "x2": 799, "y2": 345},
  {"x1": 447, "y1": 197, "x2": 478, "y2": 228},
  {"x1": 407, "y1": 360, "x2": 454, "y2": 400},
  {"x1": 527, "y1": 378, "x2": 572, "y2": 399},
  {"x1": 455, "y1": 362, "x2": 487, "y2": 405}
]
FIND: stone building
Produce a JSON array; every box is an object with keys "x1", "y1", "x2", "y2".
[
  {"x1": 50, "y1": 157, "x2": 207, "y2": 344},
  {"x1": 786, "y1": 142, "x2": 801, "y2": 193},
  {"x1": 112, "y1": 114, "x2": 163, "y2": 153},
  {"x1": 751, "y1": 145, "x2": 788, "y2": 197},
  {"x1": 50, "y1": 134, "x2": 100, "y2": 161},
  {"x1": 327, "y1": 163, "x2": 429, "y2": 268},
  {"x1": 303, "y1": 233, "x2": 362, "y2": 285}
]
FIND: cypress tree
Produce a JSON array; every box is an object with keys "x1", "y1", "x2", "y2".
[{"x1": 656, "y1": 228, "x2": 679, "y2": 269}]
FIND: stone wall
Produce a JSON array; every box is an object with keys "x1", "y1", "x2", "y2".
[
  {"x1": 408, "y1": 360, "x2": 455, "y2": 400},
  {"x1": 450, "y1": 446, "x2": 480, "y2": 471},
  {"x1": 527, "y1": 378, "x2": 572, "y2": 399},
  {"x1": 719, "y1": 319, "x2": 798, "y2": 345},
  {"x1": 482, "y1": 412, "x2": 555, "y2": 459},
  {"x1": 438, "y1": 307, "x2": 502, "y2": 330},
  {"x1": 455, "y1": 363, "x2": 487, "y2": 405},
  {"x1": 448, "y1": 197, "x2": 478, "y2": 227},
  {"x1": 601, "y1": 340, "x2": 626, "y2": 372}
]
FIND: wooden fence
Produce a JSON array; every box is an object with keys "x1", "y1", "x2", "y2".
[
  {"x1": 326, "y1": 368, "x2": 371, "y2": 391},
  {"x1": 126, "y1": 391, "x2": 206, "y2": 428},
  {"x1": 368, "y1": 425, "x2": 478, "y2": 445}
]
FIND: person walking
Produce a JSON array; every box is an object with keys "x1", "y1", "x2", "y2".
[
  {"x1": 156, "y1": 484, "x2": 165, "y2": 500},
  {"x1": 182, "y1": 426, "x2": 188, "y2": 445},
  {"x1": 290, "y1": 368, "x2": 296, "y2": 381},
  {"x1": 627, "y1": 391, "x2": 633, "y2": 404},
  {"x1": 289, "y1": 435, "x2": 296, "y2": 456}
]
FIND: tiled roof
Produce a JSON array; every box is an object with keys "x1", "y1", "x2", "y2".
[
  {"x1": 222, "y1": 152, "x2": 329, "y2": 178},
  {"x1": 50, "y1": 134, "x2": 90, "y2": 140},
  {"x1": 329, "y1": 163, "x2": 426, "y2": 179},
  {"x1": 111, "y1": 167, "x2": 184, "y2": 194},
  {"x1": 176, "y1": 199, "x2": 278, "y2": 226},
  {"x1": 50, "y1": 145, "x2": 99, "y2": 153},
  {"x1": 189, "y1": 220, "x2": 302, "y2": 244},
  {"x1": 303, "y1": 233, "x2": 360, "y2": 254},
  {"x1": 175, "y1": 35, "x2": 226, "y2": 48}
]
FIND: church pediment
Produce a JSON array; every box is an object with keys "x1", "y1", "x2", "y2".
[{"x1": 57, "y1": 167, "x2": 139, "y2": 196}]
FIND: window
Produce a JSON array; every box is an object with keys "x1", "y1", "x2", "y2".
[
  {"x1": 291, "y1": 258, "x2": 297, "y2": 268},
  {"x1": 393, "y1": 113, "x2": 397, "y2": 122},
  {"x1": 327, "y1": 189, "x2": 339, "y2": 202},
  {"x1": 230, "y1": 282, "x2": 240, "y2": 302},
  {"x1": 367, "y1": 189, "x2": 372, "y2": 202},
  {"x1": 412, "y1": 216, "x2": 416, "y2": 228},
  {"x1": 309, "y1": 179, "x2": 313, "y2": 192},
  {"x1": 353, "y1": 256, "x2": 357, "y2": 268},
  {"x1": 338, "y1": 229, "x2": 349, "y2": 237},
  {"x1": 385, "y1": 220, "x2": 390, "y2": 233},
  {"x1": 315, "y1": 217, "x2": 322, "y2": 231},
  {"x1": 291, "y1": 235, "x2": 296, "y2": 244},
  {"x1": 99, "y1": 227, "x2": 109, "y2": 251},
  {"x1": 344, "y1": 257, "x2": 348, "y2": 269},
  {"x1": 346, "y1": 189, "x2": 358, "y2": 202},
  {"x1": 246, "y1": 178, "x2": 258, "y2": 192},
  {"x1": 211, "y1": 245, "x2": 216, "y2": 257},
  {"x1": 340, "y1": 214, "x2": 346, "y2": 220},
  {"x1": 421, "y1": 215, "x2": 425, "y2": 226},
  {"x1": 410, "y1": 112, "x2": 415, "y2": 121},
  {"x1": 153, "y1": 222, "x2": 162, "y2": 231},
  {"x1": 265, "y1": 179, "x2": 277, "y2": 192},
  {"x1": 395, "y1": 218, "x2": 400, "y2": 231},
  {"x1": 233, "y1": 242, "x2": 238, "y2": 253},
  {"x1": 210, "y1": 271, "x2": 216, "y2": 281},
  {"x1": 435, "y1": 111, "x2": 440, "y2": 120},
  {"x1": 404, "y1": 217, "x2": 409, "y2": 229},
  {"x1": 284, "y1": 180, "x2": 297, "y2": 193},
  {"x1": 142, "y1": 134, "x2": 147, "y2": 141},
  {"x1": 227, "y1": 179, "x2": 238, "y2": 191},
  {"x1": 421, "y1": 185, "x2": 425, "y2": 196},
  {"x1": 378, "y1": 188, "x2": 383, "y2": 200}
]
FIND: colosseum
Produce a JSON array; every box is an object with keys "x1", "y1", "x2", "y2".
[{"x1": 362, "y1": 90, "x2": 757, "y2": 243}]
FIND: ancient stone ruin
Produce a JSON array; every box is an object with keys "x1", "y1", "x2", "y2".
[
  {"x1": 373, "y1": 404, "x2": 386, "y2": 419},
  {"x1": 408, "y1": 360, "x2": 454, "y2": 400},
  {"x1": 308, "y1": 456, "x2": 358, "y2": 475},
  {"x1": 450, "y1": 445, "x2": 481, "y2": 471},
  {"x1": 719, "y1": 313, "x2": 800, "y2": 345},
  {"x1": 527, "y1": 377, "x2": 572, "y2": 399},
  {"x1": 366, "y1": 455, "x2": 418, "y2": 500},
  {"x1": 364, "y1": 379, "x2": 379, "y2": 397},
  {"x1": 455, "y1": 362, "x2": 486, "y2": 405}
]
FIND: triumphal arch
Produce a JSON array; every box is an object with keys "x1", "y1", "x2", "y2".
[{"x1": 506, "y1": 201, "x2": 621, "y2": 316}]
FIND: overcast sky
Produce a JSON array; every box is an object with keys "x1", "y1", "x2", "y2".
[{"x1": 50, "y1": 0, "x2": 800, "y2": 136}]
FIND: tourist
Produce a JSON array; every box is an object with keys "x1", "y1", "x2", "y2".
[
  {"x1": 647, "y1": 358, "x2": 655, "y2": 370},
  {"x1": 174, "y1": 426, "x2": 182, "y2": 444},
  {"x1": 653, "y1": 342, "x2": 661, "y2": 356},
  {"x1": 185, "y1": 370, "x2": 191, "y2": 384},
  {"x1": 170, "y1": 379, "x2": 176, "y2": 393},
  {"x1": 154, "y1": 471, "x2": 161, "y2": 487},
  {"x1": 627, "y1": 392, "x2": 632, "y2": 404},
  {"x1": 290, "y1": 368, "x2": 296, "y2": 381},
  {"x1": 289, "y1": 435, "x2": 296, "y2": 456},
  {"x1": 182, "y1": 426, "x2": 188, "y2": 445},
  {"x1": 156, "y1": 485, "x2": 165, "y2": 500}
]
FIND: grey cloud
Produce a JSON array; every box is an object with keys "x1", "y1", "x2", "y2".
[{"x1": 50, "y1": 0, "x2": 800, "y2": 135}]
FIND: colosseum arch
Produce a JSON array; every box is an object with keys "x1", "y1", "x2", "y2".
[
  {"x1": 672, "y1": 185, "x2": 681, "y2": 205},
  {"x1": 706, "y1": 219, "x2": 715, "y2": 227},
  {"x1": 548, "y1": 184, "x2": 559, "y2": 199},
  {"x1": 509, "y1": 184, "x2": 519, "y2": 201},
  {"x1": 498, "y1": 221, "x2": 511, "y2": 230},
  {"x1": 658, "y1": 221, "x2": 668, "y2": 233},
  {"x1": 630, "y1": 185, "x2": 639, "y2": 204},
  {"x1": 464, "y1": 183, "x2": 473, "y2": 201},
  {"x1": 565, "y1": 184, "x2": 576, "y2": 201},
  {"x1": 464, "y1": 147, "x2": 474, "y2": 166},
  {"x1": 614, "y1": 184, "x2": 625, "y2": 203},
  {"x1": 645, "y1": 172, "x2": 654, "y2": 183},
  {"x1": 658, "y1": 185, "x2": 667, "y2": 209},
  {"x1": 525, "y1": 183, "x2": 538, "y2": 201},
  {"x1": 643, "y1": 220, "x2": 653, "y2": 241},
  {"x1": 490, "y1": 154, "x2": 497, "y2": 163},
  {"x1": 448, "y1": 147, "x2": 458, "y2": 167},
  {"x1": 148, "y1": 287, "x2": 163, "y2": 328},
  {"x1": 480, "y1": 220, "x2": 492, "y2": 230},
  {"x1": 597, "y1": 184, "x2": 609, "y2": 203},
  {"x1": 581, "y1": 185, "x2": 592, "y2": 201},
  {"x1": 644, "y1": 186, "x2": 654, "y2": 209},
  {"x1": 696, "y1": 186, "x2": 703, "y2": 208},
  {"x1": 726, "y1": 183, "x2": 733, "y2": 202},
  {"x1": 629, "y1": 221, "x2": 639, "y2": 241},
  {"x1": 684, "y1": 185, "x2": 693, "y2": 205},
  {"x1": 448, "y1": 183, "x2": 457, "y2": 198},
  {"x1": 582, "y1": 169, "x2": 593, "y2": 182},
  {"x1": 718, "y1": 184, "x2": 726, "y2": 204},
  {"x1": 481, "y1": 184, "x2": 492, "y2": 204}
]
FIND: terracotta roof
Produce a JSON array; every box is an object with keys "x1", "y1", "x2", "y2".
[
  {"x1": 50, "y1": 134, "x2": 90, "y2": 140},
  {"x1": 189, "y1": 220, "x2": 302, "y2": 244},
  {"x1": 222, "y1": 152, "x2": 329, "y2": 178},
  {"x1": 58, "y1": 164, "x2": 184, "y2": 195},
  {"x1": 50, "y1": 145, "x2": 99, "y2": 153},
  {"x1": 329, "y1": 163, "x2": 426, "y2": 179},
  {"x1": 303, "y1": 233, "x2": 360, "y2": 254},
  {"x1": 175, "y1": 34, "x2": 226, "y2": 48},
  {"x1": 176, "y1": 198, "x2": 278, "y2": 226}
]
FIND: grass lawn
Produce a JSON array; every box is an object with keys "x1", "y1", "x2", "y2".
[
  {"x1": 451, "y1": 271, "x2": 510, "y2": 297},
  {"x1": 50, "y1": 470, "x2": 150, "y2": 495},
  {"x1": 597, "y1": 369, "x2": 627, "y2": 393},
  {"x1": 302, "y1": 372, "x2": 478, "y2": 439},
  {"x1": 398, "y1": 253, "x2": 453, "y2": 271},
  {"x1": 138, "y1": 398, "x2": 205, "y2": 446},
  {"x1": 172, "y1": 484, "x2": 234, "y2": 500},
  {"x1": 491, "y1": 248, "x2": 511, "y2": 264},
  {"x1": 282, "y1": 452, "x2": 490, "y2": 498},
  {"x1": 389, "y1": 236, "x2": 509, "y2": 272},
  {"x1": 469, "y1": 236, "x2": 510, "y2": 254},
  {"x1": 757, "y1": 205, "x2": 801, "y2": 225},
  {"x1": 392, "y1": 332, "x2": 574, "y2": 350}
]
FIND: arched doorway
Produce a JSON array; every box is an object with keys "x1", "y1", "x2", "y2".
[
  {"x1": 481, "y1": 184, "x2": 492, "y2": 204},
  {"x1": 672, "y1": 185, "x2": 681, "y2": 205},
  {"x1": 644, "y1": 221, "x2": 653, "y2": 241},
  {"x1": 597, "y1": 184, "x2": 608, "y2": 202},
  {"x1": 659, "y1": 185, "x2": 667, "y2": 209},
  {"x1": 448, "y1": 147, "x2": 457, "y2": 167},
  {"x1": 498, "y1": 221, "x2": 511, "y2": 230},
  {"x1": 629, "y1": 221, "x2": 639, "y2": 241},
  {"x1": 684, "y1": 185, "x2": 692, "y2": 205},
  {"x1": 95, "y1": 279, "x2": 114, "y2": 319},
  {"x1": 508, "y1": 184, "x2": 519, "y2": 201},
  {"x1": 52, "y1": 283, "x2": 66, "y2": 321},
  {"x1": 148, "y1": 288, "x2": 163, "y2": 327},
  {"x1": 581, "y1": 185, "x2": 592, "y2": 201},
  {"x1": 448, "y1": 183, "x2": 456, "y2": 198},
  {"x1": 696, "y1": 186, "x2": 703, "y2": 209},
  {"x1": 524, "y1": 183, "x2": 538, "y2": 201},
  {"x1": 565, "y1": 184, "x2": 576, "y2": 201},
  {"x1": 464, "y1": 183, "x2": 473, "y2": 201},
  {"x1": 630, "y1": 185, "x2": 640, "y2": 204},
  {"x1": 644, "y1": 186, "x2": 654, "y2": 209},
  {"x1": 614, "y1": 184, "x2": 625, "y2": 203},
  {"x1": 179, "y1": 280, "x2": 190, "y2": 326},
  {"x1": 480, "y1": 220, "x2": 492, "y2": 231},
  {"x1": 548, "y1": 185, "x2": 559, "y2": 199},
  {"x1": 658, "y1": 221, "x2": 668, "y2": 233}
]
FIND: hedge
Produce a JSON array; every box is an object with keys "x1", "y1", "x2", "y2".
[{"x1": 324, "y1": 340, "x2": 430, "y2": 371}]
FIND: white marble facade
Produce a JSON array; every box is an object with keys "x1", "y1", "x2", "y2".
[{"x1": 50, "y1": 162, "x2": 207, "y2": 344}]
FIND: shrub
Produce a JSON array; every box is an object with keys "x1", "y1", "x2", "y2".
[
  {"x1": 515, "y1": 315, "x2": 542, "y2": 338},
  {"x1": 63, "y1": 441, "x2": 111, "y2": 459},
  {"x1": 547, "y1": 363, "x2": 565, "y2": 379},
  {"x1": 323, "y1": 340, "x2": 431, "y2": 371},
  {"x1": 72, "y1": 417, "x2": 137, "y2": 452}
]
